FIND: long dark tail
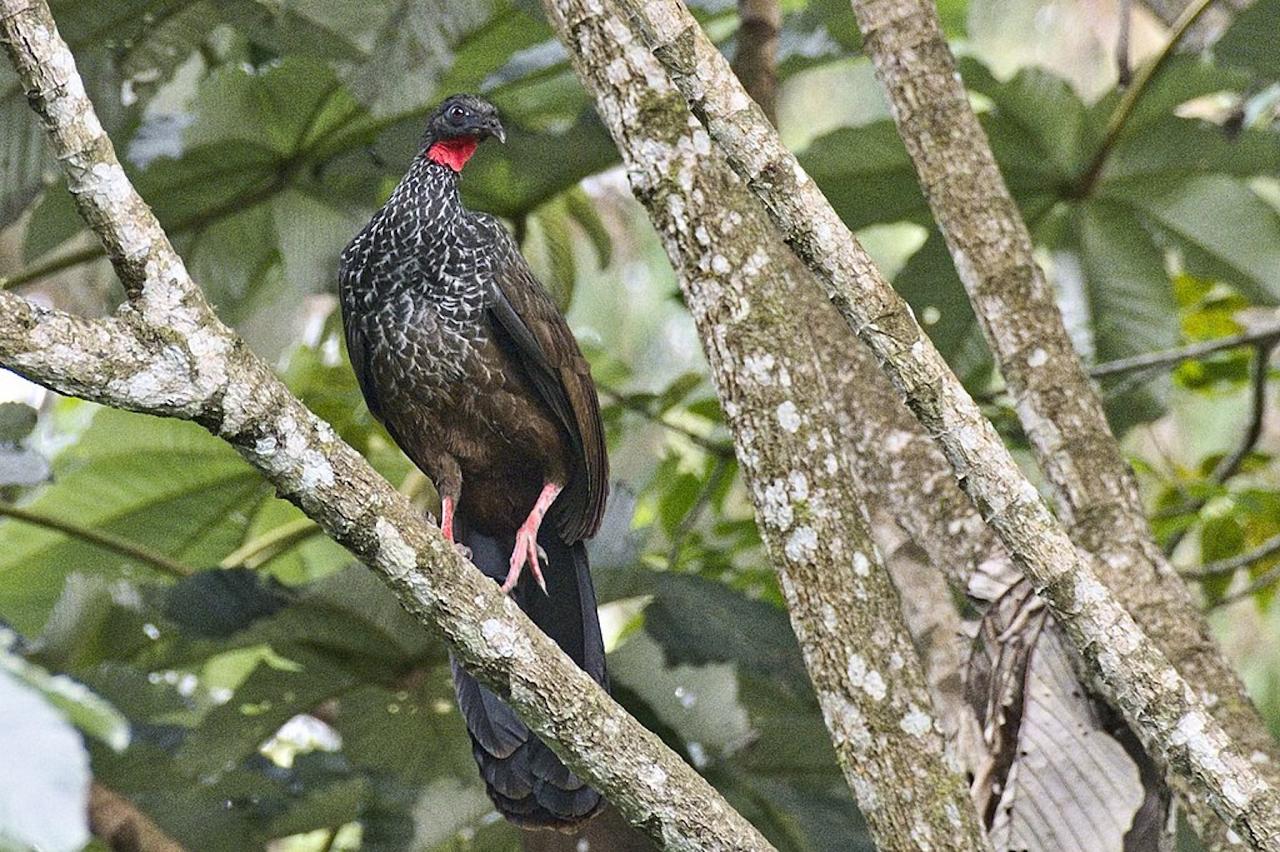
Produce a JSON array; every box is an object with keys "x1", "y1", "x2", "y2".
[{"x1": 450, "y1": 519, "x2": 607, "y2": 830}]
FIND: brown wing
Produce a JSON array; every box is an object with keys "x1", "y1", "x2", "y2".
[{"x1": 485, "y1": 227, "x2": 608, "y2": 542}]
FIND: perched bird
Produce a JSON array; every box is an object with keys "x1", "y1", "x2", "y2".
[{"x1": 338, "y1": 94, "x2": 609, "y2": 829}]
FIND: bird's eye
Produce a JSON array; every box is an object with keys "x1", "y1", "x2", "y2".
[{"x1": 448, "y1": 106, "x2": 466, "y2": 122}]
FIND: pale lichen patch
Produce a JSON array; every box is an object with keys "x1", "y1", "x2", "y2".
[
  {"x1": 775, "y1": 400, "x2": 801, "y2": 432},
  {"x1": 900, "y1": 707, "x2": 934, "y2": 737},
  {"x1": 374, "y1": 517, "x2": 418, "y2": 580},
  {"x1": 784, "y1": 526, "x2": 817, "y2": 563}
]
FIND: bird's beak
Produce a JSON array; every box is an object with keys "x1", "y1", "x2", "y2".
[{"x1": 488, "y1": 121, "x2": 506, "y2": 144}]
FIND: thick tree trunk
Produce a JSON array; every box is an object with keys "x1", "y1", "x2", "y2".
[
  {"x1": 848, "y1": 0, "x2": 1280, "y2": 842},
  {"x1": 609, "y1": 0, "x2": 1280, "y2": 844},
  {"x1": 542, "y1": 2, "x2": 989, "y2": 848}
]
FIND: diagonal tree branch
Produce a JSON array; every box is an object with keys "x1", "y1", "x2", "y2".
[
  {"x1": 0, "y1": 3, "x2": 773, "y2": 848},
  {"x1": 846, "y1": 0, "x2": 1280, "y2": 841},
  {"x1": 542, "y1": 3, "x2": 988, "y2": 847},
  {"x1": 609, "y1": 0, "x2": 1280, "y2": 843}
]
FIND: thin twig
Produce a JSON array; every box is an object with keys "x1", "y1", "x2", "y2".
[
  {"x1": 0, "y1": 501, "x2": 193, "y2": 577},
  {"x1": 1185, "y1": 532, "x2": 1280, "y2": 580},
  {"x1": 219, "y1": 517, "x2": 321, "y2": 570},
  {"x1": 1089, "y1": 320, "x2": 1280, "y2": 377},
  {"x1": 666, "y1": 455, "x2": 731, "y2": 567},
  {"x1": 1208, "y1": 539, "x2": 1280, "y2": 609},
  {"x1": 1076, "y1": 0, "x2": 1221, "y2": 196},
  {"x1": 1117, "y1": 0, "x2": 1134, "y2": 86},
  {"x1": 597, "y1": 383, "x2": 734, "y2": 457},
  {"x1": 1163, "y1": 339, "x2": 1277, "y2": 554}
]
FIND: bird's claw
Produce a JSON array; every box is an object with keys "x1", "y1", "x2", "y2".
[
  {"x1": 501, "y1": 527, "x2": 548, "y2": 595},
  {"x1": 453, "y1": 542, "x2": 473, "y2": 561}
]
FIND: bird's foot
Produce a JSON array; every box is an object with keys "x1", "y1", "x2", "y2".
[
  {"x1": 501, "y1": 523, "x2": 548, "y2": 594},
  {"x1": 453, "y1": 542, "x2": 473, "y2": 561}
]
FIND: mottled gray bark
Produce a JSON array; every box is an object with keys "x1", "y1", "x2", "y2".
[
  {"x1": 542, "y1": 2, "x2": 989, "y2": 848},
  {"x1": 0, "y1": 3, "x2": 772, "y2": 848},
  {"x1": 849, "y1": 0, "x2": 1280, "y2": 841},
  {"x1": 611, "y1": 0, "x2": 1280, "y2": 844}
]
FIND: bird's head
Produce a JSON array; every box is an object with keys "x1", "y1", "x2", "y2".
[{"x1": 421, "y1": 94, "x2": 505, "y2": 172}]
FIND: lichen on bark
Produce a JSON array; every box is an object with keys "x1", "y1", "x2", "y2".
[{"x1": 543, "y1": 2, "x2": 990, "y2": 848}]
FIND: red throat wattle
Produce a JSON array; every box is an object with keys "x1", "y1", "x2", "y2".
[{"x1": 426, "y1": 137, "x2": 479, "y2": 172}]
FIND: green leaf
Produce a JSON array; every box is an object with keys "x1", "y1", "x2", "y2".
[
  {"x1": 960, "y1": 59, "x2": 1093, "y2": 181},
  {"x1": 176, "y1": 648, "x2": 358, "y2": 775},
  {"x1": 893, "y1": 229, "x2": 992, "y2": 382},
  {"x1": 164, "y1": 569, "x2": 296, "y2": 639},
  {"x1": 1112, "y1": 175, "x2": 1280, "y2": 303},
  {"x1": 334, "y1": 672, "x2": 479, "y2": 786},
  {"x1": 643, "y1": 573, "x2": 811, "y2": 696},
  {"x1": 0, "y1": 665, "x2": 92, "y2": 852},
  {"x1": 2, "y1": 634, "x2": 130, "y2": 752},
  {"x1": 563, "y1": 186, "x2": 612, "y2": 267},
  {"x1": 0, "y1": 408, "x2": 266, "y2": 633},
  {"x1": 799, "y1": 120, "x2": 928, "y2": 229},
  {"x1": 1070, "y1": 200, "x2": 1178, "y2": 426},
  {"x1": 1216, "y1": 0, "x2": 1280, "y2": 81},
  {"x1": 0, "y1": 403, "x2": 37, "y2": 443},
  {"x1": 528, "y1": 200, "x2": 577, "y2": 312}
]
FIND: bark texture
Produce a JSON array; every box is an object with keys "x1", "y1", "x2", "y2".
[
  {"x1": 613, "y1": 0, "x2": 1280, "y2": 844},
  {"x1": 0, "y1": 3, "x2": 773, "y2": 848},
  {"x1": 849, "y1": 0, "x2": 1280, "y2": 840},
  {"x1": 542, "y1": 2, "x2": 989, "y2": 848}
]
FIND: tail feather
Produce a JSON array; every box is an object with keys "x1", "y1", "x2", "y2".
[{"x1": 450, "y1": 519, "x2": 606, "y2": 830}]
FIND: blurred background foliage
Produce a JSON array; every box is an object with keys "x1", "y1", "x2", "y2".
[{"x1": 0, "y1": 0, "x2": 1278, "y2": 849}]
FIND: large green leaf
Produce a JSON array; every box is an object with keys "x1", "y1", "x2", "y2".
[
  {"x1": 1068, "y1": 200, "x2": 1177, "y2": 427},
  {"x1": 1110, "y1": 175, "x2": 1280, "y2": 303},
  {"x1": 1216, "y1": 0, "x2": 1280, "y2": 81},
  {"x1": 799, "y1": 120, "x2": 928, "y2": 229},
  {"x1": 0, "y1": 665, "x2": 92, "y2": 852},
  {"x1": 0, "y1": 408, "x2": 265, "y2": 633}
]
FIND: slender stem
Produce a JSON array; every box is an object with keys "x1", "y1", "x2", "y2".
[
  {"x1": 1162, "y1": 338, "x2": 1277, "y2": 554},
  {"x1": 1076, "y1": 0, "x2": 1221, "y2": 196},
  {"x1": 1207, "y1": 538, "x2": 1280, "y2": 609},
  {"x1": 1117, "y1": 0, "x2": 1133, "y2": 87},
  {"x1": 219, "y1": 517, "x2": 321, "y2": 570},
  {"x1": 597, "y1": 383, "x2": 734, "y2": 457},
  {"x1": 1090, "y1": 319, "x2": 1280, "y2": 377},
  {"x1": 1, "y1": 244, "x2": 106, "y2": 291},
  {"x1": 666, "y1": 455, "x2": 731, "y2": 566},
  {"x1": 0, "y1": 501, "x2": 192, "y2": 577},
  {"x1": 1186, "y1": 532, "x2": 1280, "y2": 580}
]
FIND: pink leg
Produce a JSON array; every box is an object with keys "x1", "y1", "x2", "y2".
[
  {"x1": 441, "y1": 495, "x2": 457, "y2": 543},
  {"x1": 501, "y1": 482, "x2": 563, "y2": 594}
]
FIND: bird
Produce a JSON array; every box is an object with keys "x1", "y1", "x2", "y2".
[{"x1": 337, "y1": 94, "x2": 609, "y2": 830}]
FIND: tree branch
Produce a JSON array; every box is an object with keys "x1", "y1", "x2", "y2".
[
  {"x1": 847, "y1": 0, "x2": 1280, "y2": 841},
  {"x1": 1207, "y1": 536, "x2": 1280, "y2": 609},
  {"x1": 0, "y1": 501, "x2": 194, "y2": 578},
  {"x1": 543, "y1": 3, "x2": 988, "y2": 846},
  {"x1": 1078, "y1": 0, "x2": 1223, "y2": 195},
  {"x1": 612, "y1": 0, "x2": 1280, "y2": 843},
  {"x1": 0, "y1": 4, "x2": 772, "y2": 848},
  {"x1": 1089, "y1": 318, "x2": 1280, "y2": 377},
  {"x1": 1186, "y1": 533, "x2": 1280, "y2": 581}
]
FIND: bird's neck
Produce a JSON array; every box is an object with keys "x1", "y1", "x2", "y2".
[{"x1": 384, "y1": 157, "x2": 466, "y2": 233}]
